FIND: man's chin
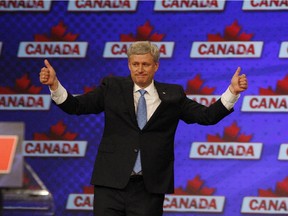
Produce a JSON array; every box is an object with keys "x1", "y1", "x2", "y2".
[
  {"x1": 135, "y1": 80, "x2": 149, "y2": 88},
  {"x1": 136, "y1": 78, "x2": 145, "y2": 83}
]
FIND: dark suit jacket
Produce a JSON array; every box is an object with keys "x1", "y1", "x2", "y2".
[{"x1": 58, "y1": 76, "x2": 233, "y2": 194}]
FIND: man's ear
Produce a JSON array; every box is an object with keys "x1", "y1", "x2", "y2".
[
  {"x1": 128, "y1": 61, "x2": 131, "y2": 71},
  {"x1": 155, "y1": 62, "x2": 159, "y2": 72}
]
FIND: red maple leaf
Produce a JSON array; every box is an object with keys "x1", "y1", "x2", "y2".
[
  {"x1": 207, "y1": 121, "x2": 253, "y2": 142},
  {"x1": 34, "y1": 34, "x2": 50, "y2": 42},
  {"x1": 185, "y1": 74, "x2": 216, "y2": 95},
  {"x1": 258, "y1": 188, "x2": 277, "y2": 197},
  {"x1": 120, "y1": 33, "x2": 136, "y2": 42},
  {"x1": 120, "y1": 20, "x2": 165, "y2": 42},
  {"x1": 275, "y1": 177, "x2": 288, "y2": 197},
  {"x1": 84, "y1": 86, "x2": 96, "y2": 93},
  {"x1": 276, "y1": 75, "x2": 288, "y2": 94},
  {"x1": 174, "y1": 175, "x2": 215, "y2": 196},
  {"x1": 259, "y1": 177, "x2": 288, "y2": 197},
  {"x1": 259, "y1": 87, "x2": 276, "y2": 95},
  {"x1": 224, "y1": 21, "x2": 242, "y2": 40},
  {"x1": 207, "y1": 33, "x2": 224, "y2": 42},
  {"x1": 33, "y1": 121, "x2": 78, "y2": 140},
  {"x1": 206, "y1": 134, "x2": 223, "y2": 142},
  {"x1": 174, "y1": 187, "x2": 189, "y2": 195},
  {"x1": 50, "y1": 121, "x2": 66, "y2": 137},
  {"x1": 33, "y1": 133, "x2": 50, "y2": 140},
  {"x1": 63, "y1": 132, "x2": 78, "y2": 140},
  {"x1": 16, "y1": 74, "x2": 31, "y2": 90},
  {"x1": 34, "y1": 21, "x2": 78, "y2": 42},
  {"x1": 83, "y1": 186, "x2": 94, "y2": 194},
  {"x1": 200, "y1": 187, "x2": 215, "y2": 196},
  {"x1": 149, "y1": 32, "x2": 164, "y2": 41},
  {"x1": 0, "y1": 87, "x2": 14, "y2": 94},
  {"x1": 136, "y1": 21, "x2": 153, "y2": 40},
  {"x1": 208, "y1": 20, "x2": 253, "y2": 41},
  {"x1": 223, "y1": 121, "x2": 240, "y2": 141},
  {"x1": 0, "y1": 74, "x2": 42, "y2": 94},
  {"x1": 259, "y1": 75, "x2": 288, "y2": 95}
]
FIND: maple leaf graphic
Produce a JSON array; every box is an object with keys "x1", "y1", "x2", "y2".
[
  {"x1": 207, "y1": 20, "x2": 253, "y2": 41},
  {"x1": 83, "y1": 86, "x2": 96, "y2": 93},
  {"x1": 0, "y1": 74, "x2": 42, "y2": 94},
  {"x1": 33, "y1": 120, "x2": 78, "y2": 140},
  {"x1": 174, "y1": 175, "x2": 215, "y2": 196},
  {"x1": 83, "y1": 185, "x2": 94, "y2": 194},
  {"x1": 207, "y1": 121, "x2": 253, "y2": 142},
  {"x1": 259, "y1": 75, "x2": 288, "y2": 95},
  {"x1": 185, "y1": 74, "x2": 216, "y2": 95},
  {"x1": 120, "y1": 20, "x2": 165, "y2": 42},
  {"x1": 259, "y1": 177, "x2": 288, "y2": 197},
  {"x1": 34, "y1": 21, "x2": 78, "y2": 42}
]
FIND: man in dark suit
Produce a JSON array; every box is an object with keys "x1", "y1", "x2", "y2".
[{"x1": 39, "y1": 41, "x2": 248, "y2": 216}]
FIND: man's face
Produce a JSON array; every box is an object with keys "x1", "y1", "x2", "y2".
[{"x1": 128, "y1": 53, "x2": 159, "y2": 88}]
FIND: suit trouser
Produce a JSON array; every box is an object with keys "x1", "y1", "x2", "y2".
[{"x1": 93, "y1": 176, "x2": 164, "y2": 216}]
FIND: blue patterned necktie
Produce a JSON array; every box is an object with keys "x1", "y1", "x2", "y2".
[{"x1": 133, "y1": 89, "x2": 147, "y2": 174}]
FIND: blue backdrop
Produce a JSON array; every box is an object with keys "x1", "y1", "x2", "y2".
[{"x1": 1, "y1": 0, "x2": 288, "y2": 215}]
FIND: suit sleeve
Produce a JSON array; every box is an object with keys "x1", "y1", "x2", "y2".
[
  {"x1": 179, "y1": 86, "x2": 233, "y2": 125},
  {"x1": 57, "y1": 78, "x2": 108, "y2": 115}
]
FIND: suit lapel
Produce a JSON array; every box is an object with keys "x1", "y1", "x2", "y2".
[
  {"x1": 155, "y1": 82, "x2": 170, "y2": 102},
  {"x1": 122, "y1": 77, "x2": 138, "y2": 126},
  {"x1": 144, "y1": 82, "x2": 170, "y2": 128}
]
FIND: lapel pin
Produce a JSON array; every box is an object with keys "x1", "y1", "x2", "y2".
[{"x1": 162, "y1": 91, "x2": 166, "y2": 95}]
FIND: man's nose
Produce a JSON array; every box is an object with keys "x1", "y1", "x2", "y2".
[{"x1": 139, "y1": 64, "x2": 144, "y2": 72}]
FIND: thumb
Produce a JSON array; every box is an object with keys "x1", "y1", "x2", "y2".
[
  {"x1": 44, "y1": 59, "x2": 53, "y2": 70},
  {"x1": 233, "y1": 67, "x2": 241, "y2": 77}
]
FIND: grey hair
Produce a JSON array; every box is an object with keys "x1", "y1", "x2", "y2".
[{"x1": 127, "y1": 41, "x2": 160, "y2": 63}]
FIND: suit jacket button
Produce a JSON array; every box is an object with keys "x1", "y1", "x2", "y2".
[{"x1": 134, "y1": 149, "x2": 138, "y2": 153}]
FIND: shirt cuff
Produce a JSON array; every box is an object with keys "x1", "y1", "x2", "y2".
[
  {"x1": 220, "y1": 87, "x2": 240, "y2": 110},
  {"x1": 49, "y1": 81, "x2": 68, "y2": 105}
]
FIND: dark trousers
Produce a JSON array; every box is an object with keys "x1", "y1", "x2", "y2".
[{"x1": 93, "y1": 176, "x2": 164, "y2": 216}]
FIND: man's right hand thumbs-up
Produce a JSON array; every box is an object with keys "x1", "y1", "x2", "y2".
[{"x1": 39, "y1": 59, "x2": 58, "y2": 90}]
